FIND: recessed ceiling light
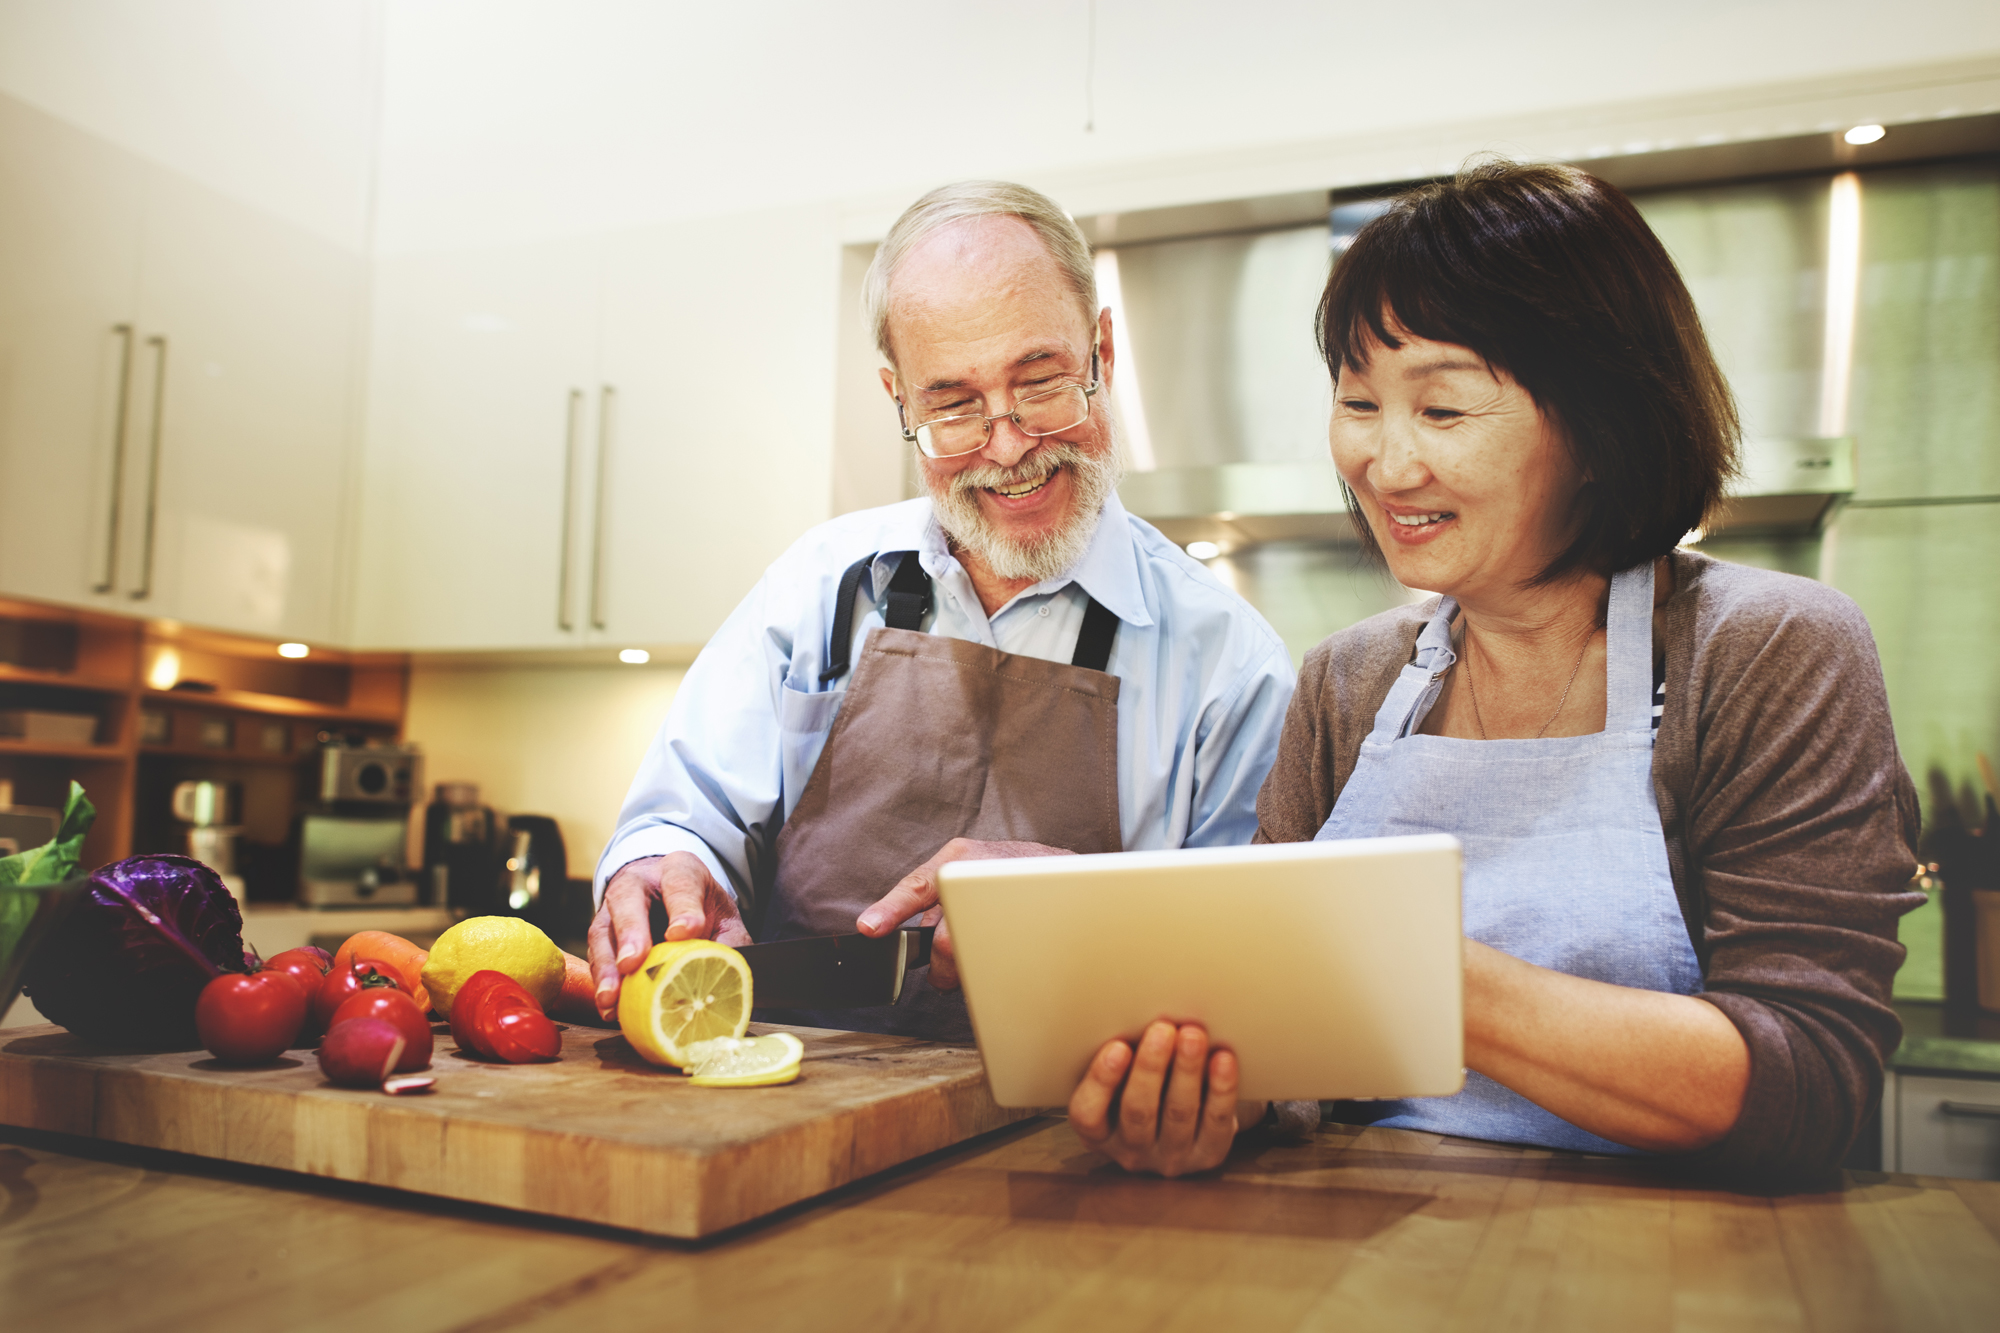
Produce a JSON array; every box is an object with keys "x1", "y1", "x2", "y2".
[
  {"x1": 1843, "y1": 124, "x2": 1886, "y2": 146},
  {"x1": 1185, "y1": 541, "x2": 1221, "y2": 560},
  {"x1": 618, "y1": 648, "x2": 651, "y2": 664},
  {"x1": 277, "y1": 642, "x2": 309, "y2": 659}
]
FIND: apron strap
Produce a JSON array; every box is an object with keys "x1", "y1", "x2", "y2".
[
  {"x1": 884, "y1": 549, "x2": 932, "y2": 629},
  {"x1": 1071, "y1": 596, "x2": 1119, "y2": 672},
  {"x1": 819, "y1": 551, "x2": 931, "y2": 685},
  {"x1": 818, "y1": 553, "x2": 877, "y2": 684},
  {"x1": 820, "y1": 549, "x2": 1117, "y2": 682}
]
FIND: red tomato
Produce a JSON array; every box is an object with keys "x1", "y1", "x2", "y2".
[
  {"x1": 448, "y1": 969, "x2": 557, "y2": 1062},
  {"x1": 196, "y1": 971, "x2": 309, "y2": 1063},
  {"x1": 449, "y1": 970, "x2": 531, "y2": 1057},
  {"x1": 263, "y1": 948, "x2": 330, "y2": 995},
  {"x1": 313, "y1": 961, "x2": 402, "y2": 1034},
  {"x1": 484, "y1": 1000, "x2": 561, "y2": 1063},
  {"x1": 329, "y1": 988, "x2": 433, "y2": 1071}
]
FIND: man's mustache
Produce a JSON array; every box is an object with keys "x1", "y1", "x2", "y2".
[{"x1": 947, "y1": 443, "x2": 1086, "y2": 495}]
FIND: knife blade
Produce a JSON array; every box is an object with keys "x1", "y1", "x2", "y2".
[{"x1": 738, "y1": 927, "x2": 936, "y2": 1009}]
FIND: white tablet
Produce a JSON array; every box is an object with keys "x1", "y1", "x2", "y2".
[{"x1": 936, "y1": 834, "x2": 1465, "y2": 1107}]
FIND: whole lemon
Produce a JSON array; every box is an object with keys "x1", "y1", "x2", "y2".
[{"x1": 421, "y1": 916, "x2": 566, "y2": 1018}]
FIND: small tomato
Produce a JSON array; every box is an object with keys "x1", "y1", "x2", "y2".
[
  {"x1": 312, "y1": 960, "x2": 402, "y2": 1034},
  {"x1": 196, "y1": 971, "x2": 309, "y2": 1064}
]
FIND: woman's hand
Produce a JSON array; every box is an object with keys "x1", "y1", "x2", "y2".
[{"x1": 1067, "y1": 1020, "x2": 1258, "y2": 1177}]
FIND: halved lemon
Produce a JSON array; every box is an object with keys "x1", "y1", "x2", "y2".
[
  {"x1": 686, "y1": 1032, "x2": 804, "y2": 1087},
  {"x1": 617, "y1": 940, "x2": 752, "y2": 1068}
]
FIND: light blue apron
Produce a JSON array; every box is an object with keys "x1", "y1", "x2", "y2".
[{"x1": 1315, "y1": 561, "x2": 1701, "y2": 1154}]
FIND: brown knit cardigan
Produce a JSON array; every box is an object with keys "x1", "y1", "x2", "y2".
[{"x1": 1254, "y1": 549, "x2": 1924, "y2": 1182}]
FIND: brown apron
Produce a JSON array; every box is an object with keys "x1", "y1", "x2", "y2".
[{"x1": 757, "y1": 551, "x2": 1124, "y2": 1040}]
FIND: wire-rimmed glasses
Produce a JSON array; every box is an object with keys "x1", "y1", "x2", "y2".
[{"x1": 898, "y1": 343, "x2": 1101, "y2": 459}]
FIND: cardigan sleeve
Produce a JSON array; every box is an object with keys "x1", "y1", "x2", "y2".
[{"x1": 1660, "y1": 562, "x2": 1924, "y2": 1185}]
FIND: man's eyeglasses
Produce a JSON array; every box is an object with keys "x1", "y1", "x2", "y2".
[{"x1": 897, "y1": 343, "x2": 1101, "y2": 459}]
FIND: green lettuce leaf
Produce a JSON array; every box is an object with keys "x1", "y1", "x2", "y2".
[{"x1": 0, "y1": 783, "x2": 97, "y2": 970}]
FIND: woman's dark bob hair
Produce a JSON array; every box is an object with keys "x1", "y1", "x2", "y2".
[{"x1": 1318, "y1": 159, "x2": 1740, "y2": 583}]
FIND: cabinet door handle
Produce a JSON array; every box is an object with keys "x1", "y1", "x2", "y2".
[
  {"x1": 589, "y1": 384, "x2": 614, "y2": 631},
  {"x1": 130, "y1": 334, "x2": 168, "y2": 601},
  {"x1": 557, "y1": 388, "x2": 583, "y2": 631},
  {"x1": 1939, "y1": 1101, "x2": 2000, "y2": 1120},
  {"x1": 93, "y1": 323, "x2": 136, "y2": 593}
]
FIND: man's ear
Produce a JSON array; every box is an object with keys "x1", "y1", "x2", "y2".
[
  {"x1": 878, "y1": 365, "x2": 898, "y2": 401},
  {"x1": 1097, "y1": 305, "x2": 1116, "y2": 391}
]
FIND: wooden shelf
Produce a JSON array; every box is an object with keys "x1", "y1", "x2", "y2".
[
  {"x1": 0, "y1": 737, "x2": 132, "y2": 762},
  {"x1": 143, "y1": 687, "x2": 401, "y2": 727},
  {"x1": 0, "y1": 663, "x2": 135, "y2": 694},
  {"x1": 138, "y1": 745, "x2": 307, "y2": 767}
]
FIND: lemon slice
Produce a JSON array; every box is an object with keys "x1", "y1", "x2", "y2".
[
  {"x1": 687, "y1": 1032, "x2": 804, "y2": 1087},
  {"x1": 617, "y1": 940, "x2": 752, "y2": 1068}
]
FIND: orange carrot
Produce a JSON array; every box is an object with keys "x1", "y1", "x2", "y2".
[{"x1": 553, "y1": 950, "x2": 609, "y2": 1025}]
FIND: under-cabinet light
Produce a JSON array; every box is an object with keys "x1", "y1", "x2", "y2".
[
  {"x1": 619, "y1": 648, "x2": 651, "y2": 664},
  {"x1": 1185, "y1": 541, "x2": 1221, "y2": 560},
  {"x1": 1843, "y1": 124, "x2": 1886, "y2": 146},
  {"x1": 277, "y1": 643, "x2": 309, "y2": 659}
]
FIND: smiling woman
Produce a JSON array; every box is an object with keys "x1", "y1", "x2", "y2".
[{"x1": 1243, "y1": 159, "x2": 1925, "y2": 1185}]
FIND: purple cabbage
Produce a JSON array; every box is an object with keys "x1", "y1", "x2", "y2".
[{"x1": 22, "y1": 855, "x2": 257, "y2": 1050}]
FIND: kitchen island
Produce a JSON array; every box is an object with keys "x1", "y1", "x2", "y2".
[{"x1": 7, "y1": 1111, "x2": 2000, "y2": 1330}]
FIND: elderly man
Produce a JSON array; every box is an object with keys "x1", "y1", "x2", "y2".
[{"x1": 589, "y1": 181, "x2": 1293, "y2": 1058}]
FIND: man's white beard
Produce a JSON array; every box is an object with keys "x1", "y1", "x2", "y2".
[{"x1": 926, "y1": 415, "x2": 1127, "y2": 586}]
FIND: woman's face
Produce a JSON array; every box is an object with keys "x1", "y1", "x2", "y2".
[{"x1": 1329, "y1": 330, "x2": 1583, "y2": 606}]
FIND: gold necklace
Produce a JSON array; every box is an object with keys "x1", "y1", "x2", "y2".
[{"x1": 1460, "y1": 627, "x2": 1593, "y2": 741}]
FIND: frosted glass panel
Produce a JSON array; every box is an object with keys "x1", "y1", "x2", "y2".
[
  {"x1": 1847, "y1": 163, "x2": 2000, "y2": 500},
  {"x1": 1636, "y1": 179, "x2": 1830, "y2": 444}
]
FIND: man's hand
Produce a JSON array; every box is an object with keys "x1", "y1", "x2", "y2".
[
  {"x1": 1068, "y1": 1021, "x2": 1261, "y2": 1177},
  {"x1": 855, "y1": 837, "x2": 1070, "y2": 989},
  {"x1": 587, "y1": 852, "x2": 753, "y2": 1020}
]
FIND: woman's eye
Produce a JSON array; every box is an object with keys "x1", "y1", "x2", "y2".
[
  {"x1": 1337, "y1": 398, "x2": 1378, "y2": 413},
  {"x1": 1422, "y1": 407, "x2": 1464, "y2": 421}
]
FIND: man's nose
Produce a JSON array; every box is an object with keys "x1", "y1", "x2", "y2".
[{"x1": 978, "y1": 413, "x2": 1037, "y2": 469}]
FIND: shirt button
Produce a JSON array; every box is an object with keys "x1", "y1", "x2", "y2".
[{"x1": 1039, "y1": 605, "x2": 1050, "y2": 617}]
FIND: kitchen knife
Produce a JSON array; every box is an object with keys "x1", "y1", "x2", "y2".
[{"x1": 738, "y1": 927, "x2": 935, "y2": 1009}]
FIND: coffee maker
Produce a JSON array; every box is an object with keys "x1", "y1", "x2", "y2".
[
  {"x1": 298, "y1": 743, "x2": 424, "y2": 907},
  {"x1": 422, "y1": 782, "x2": 498, "y2": 912}
]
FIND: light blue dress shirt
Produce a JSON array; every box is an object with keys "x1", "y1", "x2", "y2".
[{"x1": 594, "y1": 493, "x2": 1297, "y2": 915}]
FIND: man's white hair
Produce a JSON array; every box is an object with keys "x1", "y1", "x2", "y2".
[{"x1": 863, "y1": 180, "x2": 1097, "y2": 366}]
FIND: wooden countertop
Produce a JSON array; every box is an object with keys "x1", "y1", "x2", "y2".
[{"x1": 7, "y1": 1117, "x2": 2000, "y2": 1330}]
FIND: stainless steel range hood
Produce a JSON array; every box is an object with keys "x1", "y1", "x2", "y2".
[
  {"x1": 1102, "y1": 172, "x2": 1864, "y2": 552},
  {"x1": 1121, "y1": 437, "x2": 1855, "y2": 552}
]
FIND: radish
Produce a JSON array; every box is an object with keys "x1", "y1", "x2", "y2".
[{"x1": 317, "y1": 1018, "x2": 407, "y2": 1089}]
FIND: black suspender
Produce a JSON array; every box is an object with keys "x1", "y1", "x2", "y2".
[
  {"x1": 1070, "y1": 596, "x2": 1119, "y2": 673},
  {"x1": 820, "y1": 550, "x2": 1118, "y2": 684}
]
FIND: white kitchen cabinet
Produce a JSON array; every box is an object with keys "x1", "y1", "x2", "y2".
[
  {"x1": 0, "y1": 96, "x2": 145, "y2": 610},
  {"x1": 121, "y1": 170, "x2": 363, "y2": 642},
  {"x1": 349, "y1": 240, "x2": 604, "y2": 651},
  {"x1": 0, "y1": 94, "x2": 362, "y2": 642},
  {"x1": 355, "y1": 205, "x2": 839, "y2": 652},
  {"x1": 588, "y1": 208, "x2": 838, "y2": 646}
]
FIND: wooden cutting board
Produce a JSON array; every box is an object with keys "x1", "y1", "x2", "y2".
[{"x1": 0, "y1": 1021, "x2": 1033, "y2": 1237}]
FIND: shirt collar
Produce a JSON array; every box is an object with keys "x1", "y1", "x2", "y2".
[{"x1": 879, "y1": 490, "x2": 1154, "y2": 629}]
